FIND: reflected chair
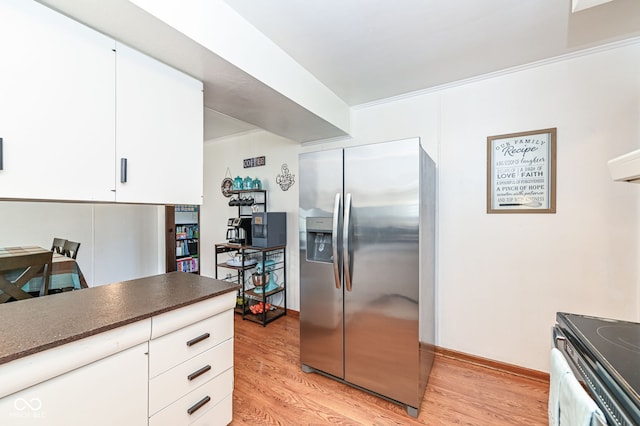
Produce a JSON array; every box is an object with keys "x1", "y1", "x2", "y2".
[
  {"x1": 62, "y1": 240, "x2": 80, "y2": 260},
  {"x1": 51, "y1": 237, "x2": 67, "y2": 254},
  {"x1": 0, "y1": 251, "x2": 53, "y2": 303}
]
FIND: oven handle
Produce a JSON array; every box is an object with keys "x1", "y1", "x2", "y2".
[{"x1": 552, "y1": 326, "x2": 567, "y2": 349}]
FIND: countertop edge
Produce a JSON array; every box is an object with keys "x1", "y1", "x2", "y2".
[{"x1": 0, "y1": 272, "x2": 240, "y2": 366}]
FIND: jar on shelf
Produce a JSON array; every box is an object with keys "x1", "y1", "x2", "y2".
[
  {"x1": 243, "y1": 176, "x2": 254, "y2": 189},
  {"x1": 233, "y1": 176, "x2": 244, "y2": 190}
]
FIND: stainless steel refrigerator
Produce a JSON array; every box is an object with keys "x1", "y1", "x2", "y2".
[{"x1": 299, "y1": 137, "x2": 436, "y2": 417}]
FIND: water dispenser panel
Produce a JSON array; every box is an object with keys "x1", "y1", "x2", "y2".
[{"x1": 306, "y1": 217, "x2": 333, "y2": 263}]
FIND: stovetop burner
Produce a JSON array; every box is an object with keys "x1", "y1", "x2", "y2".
[
  {"x1": 597, "y1": 325, "x2": 640, "y2": 354},
  {"x1": 559, "y1": 313, "x2": 640, "y2": 404}
]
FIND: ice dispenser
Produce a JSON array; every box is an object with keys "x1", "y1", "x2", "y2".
[{"x1": 306, "y1": 217, "x2": 334, "y2": 263}]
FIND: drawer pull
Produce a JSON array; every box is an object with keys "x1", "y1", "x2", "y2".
[
  {"x1": 187, "y1": 395, "x2": 211, "y2": 415},
  {"x1": 187, "y1": 364, "x2": 212, "y2": 381},
  {"x1": 186, "y1": 333, "x2": 210, "y2": 347}
]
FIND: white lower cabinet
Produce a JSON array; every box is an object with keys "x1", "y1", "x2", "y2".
[
  {"x1": 149, "y1": 309, "x2": 235, "y2": 425},
  {"x1": 149, "y1": 339, "x2": 233, "y2": 416},
  {"x1": 0, "y1": 342, "x2": 149, "y2": 425},
  {"x1": 0, "y1": 293, "x2": 235, "y2": 425}
]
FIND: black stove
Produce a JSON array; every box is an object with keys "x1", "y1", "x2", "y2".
[{"x1": 554, "y1": 312, "x2": 640, "y2": 426}]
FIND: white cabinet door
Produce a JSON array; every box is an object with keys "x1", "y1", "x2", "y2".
[
  {"x1": 0, "y1": 343, "x2": 148, "y2": 426},
  {"x1": 0, "y1": 0, "x2": 116, "y2": 202},
  {"x1": 115, "y1": 43, "x2": 203, "y2": 205}
]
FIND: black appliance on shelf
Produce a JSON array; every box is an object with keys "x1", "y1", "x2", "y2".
[
  {"x1": 226, "y1": 217, "x2": 252, "y2": 245},
  {"x1": 225, "y1": 218, "x2": 237, "y2": 243},
  {"x1": 251, "y1": 212, "x2": 286, "y2": 248},
  {"x1": 553, "y1": 312, "x2": 640, "y2": 426}
]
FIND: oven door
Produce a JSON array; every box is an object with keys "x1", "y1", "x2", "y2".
[{"x1": 554, "y1": 326, "x2": 636, "y2": 426}]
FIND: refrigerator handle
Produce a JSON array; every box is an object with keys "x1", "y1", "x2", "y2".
[
  {"x1": 332, "y1": 193, "x2": 341, "y2": 289},
  {"x1": 343, "y1": 193, "x2": 352, "y2": 292}
]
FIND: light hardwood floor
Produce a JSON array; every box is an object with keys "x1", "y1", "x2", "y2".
[{"x1": 231, "y1": 314, "x2": 549, "y2": 425}]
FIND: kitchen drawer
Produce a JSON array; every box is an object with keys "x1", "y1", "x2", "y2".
[
  {"x1": 149, "y1": 338, "x2": 233, "y2": 416},
  {"x1": 149, "y1": 367, "x2": 233, "y2": 426},
  {"x1": 190, "y1": 394, "x2": 233, "y2": 426},
  {"x1": 150, "y1": 310, "x2": 233, "y2": 378}
]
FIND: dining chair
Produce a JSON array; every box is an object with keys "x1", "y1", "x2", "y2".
[
  {"x1": 62, "y1": 240, "x2": 81, "y2": 259},
  {"x1": 0, "y1": 251, "x2": 53, "y2": 303},
  {"x1": 51, "y1": 237, "x2": 67, "y2": 254}
]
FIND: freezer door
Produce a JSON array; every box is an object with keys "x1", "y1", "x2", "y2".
[
  {"x1": 343, "y1": 139, "x2": 421, "y2": 406},
  {"x1": 299, "y1": 149, "x2": 344, "y2": 379}
]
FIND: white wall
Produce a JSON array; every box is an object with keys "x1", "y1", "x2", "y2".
[
  {"x1": 0, "y1": 201, "x2": 163, "y2": 286},
  {"x1": 203, "y1": 41, "x2": 640, "y2": 373},
  {"x1": 92, "y1": 204, "x2": 162, "y2": 285},
  {"x1": 345, "y1": 41, "x2": 640, "y2": 372},
  {"x1": 201, "y1": 131, "x2": 300, "y2": 307},
  {"x1": 435, "y1": 44, "x2": 640, "y2": 372}
]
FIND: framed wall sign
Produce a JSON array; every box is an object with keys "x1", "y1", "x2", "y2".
[
  {"x1": 243, "y1": 156, "x2": 266, "y2": 168},
  {"x1": 487, "y1": 128, "x2": 556, "y2": 214}
]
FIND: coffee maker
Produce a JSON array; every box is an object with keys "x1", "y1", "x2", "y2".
[{"x1": 226, "y1": 217, "x2": 253, "y2": 245}]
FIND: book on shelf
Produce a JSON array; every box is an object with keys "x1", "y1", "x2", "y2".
[
  {"x1": 175, "y1": 225, "x2": 199, "y2": 239},
  {"x1": 175, "y1": 205, "x2": 199, "y2": 212},
  {"x1": 176, "y1": 241, "x2": 198, "y2": 257},
  {"x1": 176, "y1": 257, "x2": 198, "y2": 273}
]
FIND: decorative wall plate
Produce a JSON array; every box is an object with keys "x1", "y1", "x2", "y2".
[
  {"x1": 276, "y1": 163, "x2": 295, "y2": 191},
  {"x1": 221, "y1": 177, "x2": 233, "y2": 197},
  {"x1": 221, "y1": 167, "x2": 234, "y2": 197}
]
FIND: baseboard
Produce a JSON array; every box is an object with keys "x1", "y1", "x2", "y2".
[
  {"x1": 435, "y1": 347, "x2": 549, "y2": 384},
  {"x1": 282, "y1": 310, "x2": 546, "y2": 383}
]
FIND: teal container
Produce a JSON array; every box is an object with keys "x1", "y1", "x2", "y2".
[
  {"x1": 233, "y1": 176, "x2": 244, "y2": 190},
  {"x1": 243, "y1": 176, "x2": 253, "y2": 189}
]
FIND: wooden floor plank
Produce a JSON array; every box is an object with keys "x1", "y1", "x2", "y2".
[{"x1": 231, "y1": 314, "x2": 549, "y2": 425}]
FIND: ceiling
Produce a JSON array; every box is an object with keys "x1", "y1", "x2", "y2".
[
  {"x1": 221, "y1": 0, "x2": 640, "y2": 106},
  {"x1": 204, "y1": 0, "x2": 640, "y2": 139},
  {"x1": 37, "y1": 0, "x2": 640, "y2": 141},
  {"x1": 204, "y1": 108, "x2": 257, "y2": 141}
]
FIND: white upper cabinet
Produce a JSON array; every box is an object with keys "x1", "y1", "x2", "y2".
[
  {"x1": 0, "y1": 1, "x2": 204, "y2": 204},
  {"x1": 0, "y1": 0, "x2": 116, "y2": 202},
  {"x1": 115, "y1": 43, "x2": 204, "y2": 205}
]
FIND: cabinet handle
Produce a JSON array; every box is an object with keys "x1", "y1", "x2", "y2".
[
  {"x1": 120, "y1": 157, "x2": 127, "y2": 183},
  {"x1": 187, "y1": 395, "x2": 211, "y2": 415},
  {"x1": 186, "y1": 332, "x2": 210, "y2": 347},
  {"x1": 187, "y1": 364, "x2": 211, "y2": 381},
  {"x1": 0, "y1": 137, "x2": 3, "y2": 170}
]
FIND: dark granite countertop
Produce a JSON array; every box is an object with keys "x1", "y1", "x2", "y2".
[{"x1": 0, "y1": 271, "x2": 239, "y2": 365}]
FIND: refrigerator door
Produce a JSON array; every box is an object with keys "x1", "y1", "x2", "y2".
[
  {"x1": 343, "y1": 139, "x2": 421, "y2": 406},
  {"x1": 299, "y1": 149, "x2": 344, "y2": 378}
]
